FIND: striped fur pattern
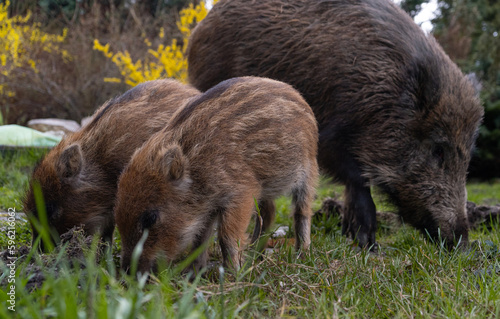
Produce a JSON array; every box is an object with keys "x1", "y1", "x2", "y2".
[
  {"x1": 24, "y1": 79, "x2": 200, "y2": 249},
  {"x1": 115, "y1": 77, "x2": 319, "y2": 273}
]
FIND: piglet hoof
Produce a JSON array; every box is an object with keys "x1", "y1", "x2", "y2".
[
  {"x1": 183, "y1": 261, "x2": 220, "y2": 282},
  {"x1": 184, "y1": 269, "x2": 200, "y2": 282}
]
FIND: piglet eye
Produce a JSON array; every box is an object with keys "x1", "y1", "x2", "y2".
[
  {"x1": 140, "y1": 209, "x2": 159, "y2": 230},
  {"x1": 46, "y1": 201, "x2": 58, "y2": 220}
]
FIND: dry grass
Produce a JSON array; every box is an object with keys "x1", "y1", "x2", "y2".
[{"x1": 2, "y1": 1, "x2": 183, "y2": 125}]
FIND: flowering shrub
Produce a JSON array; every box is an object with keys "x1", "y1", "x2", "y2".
[
  {"x1": 0, "y1": 0, "x2": 70, "y2": 97},
  {"x1": 94, "y1": 1, "x2": 212, "y2": 86}
]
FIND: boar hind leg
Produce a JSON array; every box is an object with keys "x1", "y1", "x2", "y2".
[
  {"x1": 218, "y1": 196, "x2": 255, "y2": 270},
  {"x1": 250, "y1": 199, "x2": 276, "y2": 245},
  {"x1": 342, "y1": 181, "x2": 377, "y2": 250}
]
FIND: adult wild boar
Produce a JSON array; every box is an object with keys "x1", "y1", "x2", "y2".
[
  {"x1": 115, "y1": 77, "x2": 318, "y2": 273},
  {"x1": 187, "y1": 0, "x2": 484, "y2": 249},
  {"x1": 24, "y1": 79, "x2": 200, "y2": 250}
]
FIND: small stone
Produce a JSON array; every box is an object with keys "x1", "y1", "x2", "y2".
[
  {"x1": 272, "y1": 225, "x2": 289, "y2": 238},
  {"x1": 28, "y1": 118, "x2": 80, "y2": 134},
  {"x1": 81, "y1": 116, "x2": 93, "y2": 128}
]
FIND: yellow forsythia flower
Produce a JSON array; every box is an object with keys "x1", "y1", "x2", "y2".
[
  {"x1": 0, "y1": 0, "x2": 70, "y2": 97},
  {"x1": 94, "y1": 1, "x2": 214, "y2": 86}
]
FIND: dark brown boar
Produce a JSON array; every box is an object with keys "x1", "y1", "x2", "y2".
[
  {"x1": 114, "y1": 76, "x2": 318, "y2": 273},
  {"x1": 24, "y1": 79, "x2": 200, "y2": 250},
  {"x1": 186, "y1": 0, "x2": 484, "y2": 249}
]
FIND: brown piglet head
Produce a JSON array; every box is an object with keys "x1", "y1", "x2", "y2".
[
  {"x1": 25, "y1": 143, "x2": 114, "y2": 251},
  {"x1": 115, "y1": 140, "x2": 194, "y2": 275}
]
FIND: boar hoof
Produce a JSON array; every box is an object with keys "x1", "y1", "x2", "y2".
[{"x1": 342, "y1": 219, "x2": 377, "y2": 251}]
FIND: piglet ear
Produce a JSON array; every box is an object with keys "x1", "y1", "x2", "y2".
[
  {"x1": 158, "y1": 144, "x2": 187, "y2": 181},
  {"x1": 56, "y1": 144, "x2": 83, "y2": 179}
]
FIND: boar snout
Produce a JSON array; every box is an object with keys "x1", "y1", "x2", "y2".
[
  {"x1": 419, "y1": 207, "x2": 470, "y2": 250},
  {"x1": 442, "y1": 214, "x2": 469, "y2": 250}
]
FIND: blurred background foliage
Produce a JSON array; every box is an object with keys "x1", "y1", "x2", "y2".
[
  {"x1": 93, "y1": 1, "x2": 208, "y2": 86},
  {"x1": 0, "y1": 0, "x2": 499, "y2": 178},
  {"x1": 0, "y1": 0, "x2": 196, "y2": 124}
]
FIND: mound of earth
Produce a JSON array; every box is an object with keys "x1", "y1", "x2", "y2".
[
  {"x1": 314, "y1": 197, "x2": 500, "y2": 231},
  {"x1": 0, "y1": 226, "x2": 107, "y2": 290}
]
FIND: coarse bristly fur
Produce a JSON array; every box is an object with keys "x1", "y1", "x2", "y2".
[
  {"x1": 114, "y1": 76, "x2": 319, "y2": 274},
  {"x1": 23, "y1": 79, "x2": 200, "y2": 250},
  {"x1": 186, "y1": 0, "x2": 484, "y2": 249}
]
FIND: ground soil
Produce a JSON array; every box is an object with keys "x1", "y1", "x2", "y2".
[
  {"x1": 314, "y1": 197, "x2": 500, "y2": 230},
  {"x1": 0, "y1": 226, "x2": 106, "y2": 290}
]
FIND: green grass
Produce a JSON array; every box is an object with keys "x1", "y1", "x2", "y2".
[
  {"x1": 0, "y1": 149, "x2": 499, "y2": 318},
  {"x1": 467, "y1": 180, "x2": 500, "y2": 205},
  {"x1": 0, "y1": 148, "x2": 48, "y2": 211}
]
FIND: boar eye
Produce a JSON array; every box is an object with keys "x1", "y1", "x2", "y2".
[
  {"x1": 433, "y1": 145, "x2": 445, "y2": 167},
  {"x1": 140, "y1": 209, "x2": 159, "y2": 230}
]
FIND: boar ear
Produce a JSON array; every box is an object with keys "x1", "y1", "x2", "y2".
[
  {"x1": 56, "y1": 144, "x2": 83, "y2": 179},
  {"x1": 407, "y1": 58, "x2": 441, "y2": 112},
  {"x1": 466, "y1": 73, "x2": 481, "y2": 97},
  {"x1": 159, "y1": 144, "x2": 187, "y2": 181}
]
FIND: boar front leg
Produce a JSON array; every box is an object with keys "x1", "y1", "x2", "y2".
[
  {"x1": 342, "y1": 180, "x2": 377, "y2": 250},
  {"x1": 319, "y1": 135, "x2": 376, "y2": 249}
]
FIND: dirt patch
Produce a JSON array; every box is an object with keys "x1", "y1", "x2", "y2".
[
  {"x1": 314, "y1": 198, "x2": 499, "y2": 231},
  {"x1": 58, "y1": 226, "x2": 106, "y2": 263},
  {"x1": 313, "y1": 197, "x2": 344, "y2": 220},
  {"x1": 0, "y1": 245, "x2": 30, "y2": 264},
  {"x1": 0, "y1": 226, "x2": 107, "y2": 290},
  {"x1": 313, "y1": 197, "x2": 402, "y2": 229},
  {"x1": 466, "y1": 201, "x2": 500, "y2": 229}
]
